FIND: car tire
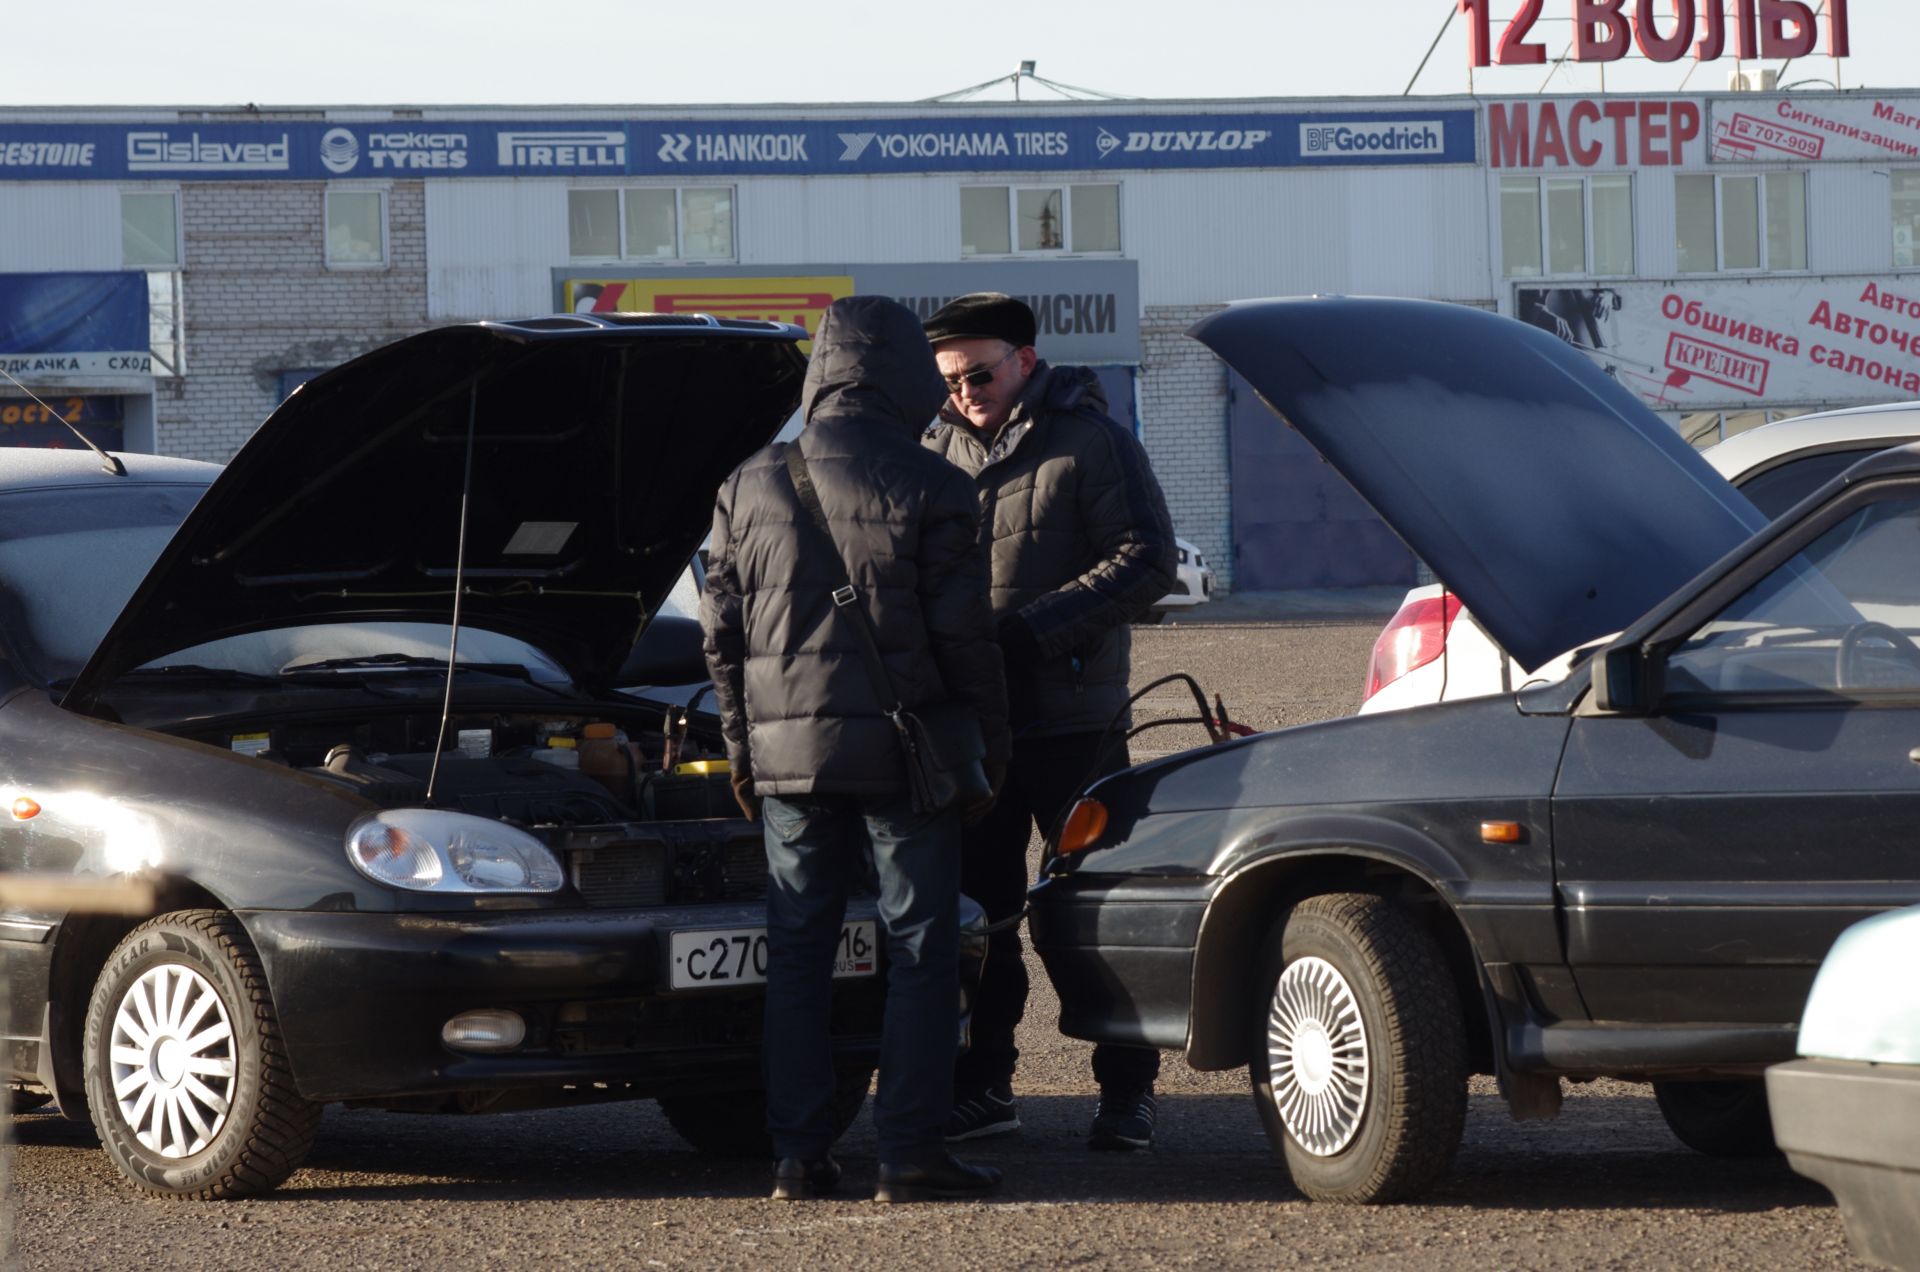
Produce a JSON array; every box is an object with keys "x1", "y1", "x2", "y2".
[
  {"x1": 82, "y1": 910, "x2": 322, "y2": 1199},
  {"x1": 1652, "y1": 1079, "x2": 1780, "y2": 1157},
  {"x1": 658, "y1": 1063, "x2": 875, "y2": 1157},
  {"x1": 1250, "y1": 891, "x2": 1467, "y2": 1204}
]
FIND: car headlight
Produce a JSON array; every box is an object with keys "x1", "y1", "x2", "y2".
[
  {"x1": 346, "y1": 809, "x2": 564, "y2": 893},
  {"x1": 1177, "y1": 547, "x2": 1190, "y2": 564}
]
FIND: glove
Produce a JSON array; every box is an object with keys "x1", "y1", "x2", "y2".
[
  {"x1": 731, "y1": 772, "x2": 762, "y2": 821},
  {"x1": 997, "y1": 613, "x2": 1042, "y2": 676},
  {"x1": 962, "y1": 759, "x2": 1007, "y2": 826}
]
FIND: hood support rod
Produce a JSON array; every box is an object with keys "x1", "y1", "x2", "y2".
[{"x1": 425, "y1": 381, "x2": 479, "y2": 804}]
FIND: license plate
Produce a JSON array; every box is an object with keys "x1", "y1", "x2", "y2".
[{"x1": 668, "y1": 920, "x2": 878, "y2": 990}]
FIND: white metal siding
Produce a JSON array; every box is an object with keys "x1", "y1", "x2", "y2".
[
  {"x1": 740, "y1": 177, "x2": 957, "y2": 264},
  {"x1": 1128, "y1": 168, "x2": 1490, "y2": 308},
  {"x1": 0, "y1": 184, "x2": 124, "y2": 270},
  {"x1": 425, "y1": 181, "x2": 568, "y2": 319},
  {"x1": 1809, "y1": 166, "x2": 1895, "y2": 275}
]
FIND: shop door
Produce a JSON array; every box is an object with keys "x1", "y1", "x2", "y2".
[{"x1": 1227, "y1": 370, "x2": 1414, "y2": 589}]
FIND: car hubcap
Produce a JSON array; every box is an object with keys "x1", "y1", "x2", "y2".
[
  {"x1": 1266, "y1": 955, "x2": 1369, "y2": 1156},
  {"x1": 109, "y1": 963, "x2": 236, "y2": 1158}
]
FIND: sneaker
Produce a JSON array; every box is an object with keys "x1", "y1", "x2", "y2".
[
  {"x1": 944, "y1": 1084, "x2": 1019, "y2": 1141},
  {"x1": 1088, "y1": 1088, "x2": 1156, "y2": 1151}
]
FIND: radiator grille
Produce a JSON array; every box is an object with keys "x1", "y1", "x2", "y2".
[{"x1": 569, "y1": 833, "x2": 769, "y2": 907}]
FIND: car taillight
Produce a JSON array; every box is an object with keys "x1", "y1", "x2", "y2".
[{"x1": 1363, "y1": 593, "x2": 1463, "y2": 701}]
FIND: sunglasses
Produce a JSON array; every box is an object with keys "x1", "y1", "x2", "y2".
[{"x1": 940, "y1": 348, "x2": 1017, "y2": 393}]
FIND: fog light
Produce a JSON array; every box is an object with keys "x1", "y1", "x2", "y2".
[{"x1": 441, "y1": 1010, "x2": 527, "y2": 1053}]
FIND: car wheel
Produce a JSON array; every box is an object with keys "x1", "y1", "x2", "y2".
[
  {"x1": 1652, "y1": 1079, "x2": 1780, "y2": 1157},
  {"x1": 1250, "y1": 891, "x2": 1467, "y2": 1204},
  {"x1": 5, "y1": 1083, "x2": 53, "y2": 1114},
  {"x1": 658, "y1": 1063, "x2": 874, "y2": 1157},
  {"x1": 82, "y1": 910, "x2": 323, "y2": 1199}
]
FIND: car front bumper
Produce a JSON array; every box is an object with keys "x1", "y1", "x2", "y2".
[
  {"x1": 1027, "y1": 874, "x2": 1211, "y2": 1052},
  {"x1": 1767, "y1": 1056, "x2": 1920, "y2": 1271},
  {"x1": 242, "y1": 899, "x2": 886, "y2": 1103}
]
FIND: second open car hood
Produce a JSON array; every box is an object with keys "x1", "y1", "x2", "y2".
[
  {"x1": 68, "y1": 315, "x2": 807, "y2": 702},
  {"x1": 1190, "y1": 297, "x2": 1770, "y2": 670}
]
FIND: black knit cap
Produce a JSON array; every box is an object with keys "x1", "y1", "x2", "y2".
[{"x1": 923, "y1": 291, "x2": 1037, "y2": 349}]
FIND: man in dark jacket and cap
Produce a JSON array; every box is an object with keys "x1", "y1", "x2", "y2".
[
  {"x1": 923, "y1": 292, "x2": 1177, "y2": 1151},
  {"x1": 702, "y1": 295, "x2": 1012, "y2": 1203}
]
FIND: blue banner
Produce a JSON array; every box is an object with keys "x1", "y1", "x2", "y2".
[
  {"x1": 0, "y1": 110, "x2": 1476, "y2": 181},
  {"x1": 0, "y1": 272, "x2": 150, "y2": 376}
]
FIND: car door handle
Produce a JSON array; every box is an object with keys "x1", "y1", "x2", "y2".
[{"x1": 1912, "y1": 747, "x2": 1920, "y2": 765}]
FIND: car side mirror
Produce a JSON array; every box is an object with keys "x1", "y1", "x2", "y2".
[
  {"x1": 1591, "y1": 642, "x2": 1661, "y2": 715},
  {"x1": 618, "y1": 615, "x2": 708, "y2": 687}
]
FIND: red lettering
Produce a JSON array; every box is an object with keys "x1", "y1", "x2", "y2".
[
  {"x1": 1603, "y1": 100, "x2": 1638, "y2": 159},
  {"x1": 1828, "y1": 0, "x2": 1849, "y2": 56},
  {"x1": 1638, "y1": 101, "x2": 1670, "y2": 166},
  {"x1": 1757, "y1": 0, "x2": 1817, "y2": 57},
  {"x1": 1732, "y1": 0, "x2": 1759, "y2": 58},
  {"x1": 1498, "y1": 0, "x2": 1548, "y2": 65},
  {"x1": 1535, "y1": 102, "x2": 1569, "y2": 166},
  {"x1": 1460, "y1": 0, "x2": 1492, "y2": 66},
  {"x1": 1696, "y1": 0, "x2": 1725, "y2": 58},
  {"x1": 1575, "y1": 0, "x2": 1631, "y2": 59},
  {"x1": 1671, "y1": 101, "x2": 1702, "y2": 156},
  {"x1": 1489, "y1": 101, "x2": 1530, "y2": 167},
  {"x1": 1568, "y1": 100, "x2": 1604, "y2": 165},
  {"x1": 1635, "y1": 0, "x2": 1694, "y2": 61}
]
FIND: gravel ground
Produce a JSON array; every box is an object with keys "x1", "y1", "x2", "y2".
[{"x1": 1, "y1": 616, "x2": 1861, "y2": 1269}]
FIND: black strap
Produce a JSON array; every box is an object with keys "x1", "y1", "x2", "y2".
[{"x1": 784, "y1": 445, "x2": 907, "y2": 718}]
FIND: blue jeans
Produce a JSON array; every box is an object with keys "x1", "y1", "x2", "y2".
[{"x1": 761, "y1": 793, "x2": 961, "y2": 1165}]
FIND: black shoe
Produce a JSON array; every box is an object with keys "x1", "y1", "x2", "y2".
[
  {"x1": 1089, "y1": 1088, "x2": 1156, "y2": 1151},
  {"x1": 944, "y1": 1084, "x2": 1019, "y2": 1141},
  {"x1": 769, "y1": 1155, "x2": 842, "y2": 1200},
  {"x1": 873, "y1": 1153, "x2": 1003, "y2": 1203}
]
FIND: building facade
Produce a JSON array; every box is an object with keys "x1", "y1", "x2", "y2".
[{"x1": 4, "y1": 91, "x2": 1918, "y2": 590}]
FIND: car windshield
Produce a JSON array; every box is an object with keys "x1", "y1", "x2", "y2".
[
  {"x1": 0, "y1": 479, "x2": 573, "y2": 690},
  {"x1": 0, "y1": 481, "x2": 207, "y2": 684},
  {"x1": 1666, "y1": 495, "x2": 1920, "y2": 696}
]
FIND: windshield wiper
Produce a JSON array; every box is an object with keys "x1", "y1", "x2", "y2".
[
  {"x1": 282, "y1": 653, "x2": 546, "y2": 684},
  {"x1": 111, "y1": 664, "x2": 282, "y2": 685}
]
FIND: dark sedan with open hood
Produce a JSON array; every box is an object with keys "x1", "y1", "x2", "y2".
[
  {"x1": 1, "y1": 315, "x2": 908, "y2": 1199},
  {"x1": 1031, "y1": 297, "x2": 1920, "y2": 1203}
]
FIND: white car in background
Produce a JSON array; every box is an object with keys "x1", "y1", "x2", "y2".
[
  {"x1": 1358, "y1": 403, "x2": 1920, "y2": 713},
  {"x1": 1147, "y1": 536, "x2": 1215, "y2": 621}
]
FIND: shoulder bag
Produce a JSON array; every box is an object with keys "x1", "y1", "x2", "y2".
[{"x1": 783, "y1": 445, "x2": 990, "y2": 816}]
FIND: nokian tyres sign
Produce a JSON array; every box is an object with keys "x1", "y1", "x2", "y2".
[{"x1": 0, "y1": 109, "x2": 1476, "y2": 180}]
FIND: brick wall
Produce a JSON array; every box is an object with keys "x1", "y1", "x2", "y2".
[
  {"x1": 1139, "y1": 302, "x2": 1234, "y2": 591},
  {"x1": 157, "y1": 182, "x2": 429, "y2": 460}
]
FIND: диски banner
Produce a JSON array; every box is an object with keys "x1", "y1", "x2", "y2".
[{"x1": 1514, "y1": 274, "x2": 1920, "y2": 411}]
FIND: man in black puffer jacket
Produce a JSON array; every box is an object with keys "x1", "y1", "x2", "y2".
[
  {"x1": 922, "y1": 292, "x2": 1177, "y2": 1153},
  {"x1": 702, "y1": 295, "x2": 1011, "y2": 1204}
]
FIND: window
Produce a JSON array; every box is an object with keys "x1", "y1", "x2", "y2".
[
  {"x1": 1667, "y1": 493, "x2": 1920, "y2": 697},
  {"x1": 1893, "y1": 170, "x2": 1920, "y2": 268},
  {"x1": 1675, "y1": 172, "x2": 1807, "y2": 273},
  {"x1": 326, "y1": 189, "x2": 387, "y2": 267},
  {"x1": 961, "y1": 184, "x2": 1120, "y2": 255},
  {"x1": 121, "y1": 191, "x2": 179, "y2": 268},
  {"x1": 567, "y1": 187, "x2": 734, "y2": 261},
  {"x1": 1500, "y1": 175, "x2": 1633, "y2": 277}
]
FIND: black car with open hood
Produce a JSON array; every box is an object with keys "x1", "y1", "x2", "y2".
[
  {"x1": 1029, "y1": 296, "x2": 1920, "y2": 1205},
  {"x1": 1, "y1": 315, "x2": 984, "y2": 1200}
]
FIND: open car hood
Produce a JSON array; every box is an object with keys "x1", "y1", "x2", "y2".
[
  {"x1": 1190, "y1": 297, "x2": 1770, "y2": 670},
  {"x1": 68, "y1": 315, "x2": 806, "y2": 701}
]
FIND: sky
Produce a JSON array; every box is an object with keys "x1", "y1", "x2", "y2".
[{"x1": 1, "y1": 0, "x2": 1905, "y2": 109}]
